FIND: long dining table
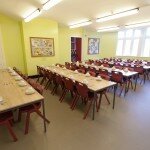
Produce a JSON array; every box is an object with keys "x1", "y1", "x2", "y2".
[
  {"x1": 79, "y1": 63, "x2": 139, "y2": 91},
  {"x1": 0, "y1": 69, "x2": 48, "y2": 132},
  {"x1": 43, "y1": 65, "x2": 117, "y2": 120}
]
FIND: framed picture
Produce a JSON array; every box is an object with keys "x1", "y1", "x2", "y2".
[
  {"x1": 30, "y1": 37, "x2": 55, "y2": 57},
  {"x1": 88, "y1": 38, "x2": 100, "y2": 55}
]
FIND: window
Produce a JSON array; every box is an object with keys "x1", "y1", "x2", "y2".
[{"x1": 116, "y1": 26, "x2": 150, "y2": 57}]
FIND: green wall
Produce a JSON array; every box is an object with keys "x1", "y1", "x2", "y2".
[
  {"x1": 0, "y1": 13, "x2": 25, "y2": 72},
  {"x1": 58, "y1": 25, "x2": 83, "y2": 64},
  {"x1": 58, "y1": 26, "x2": 101, "y2": 64},
  {"x1": 0, "y1": 13, "x2": 149, "y2": 76},
  {"x1": 100, "y1": 32, "x2": 150, "y2": 61},
  {"x1": 22, "y1": 18, "x2": 59, "y2": 75}
]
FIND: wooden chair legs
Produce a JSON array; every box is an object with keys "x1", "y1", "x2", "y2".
[
  {"x1": 19, "y1": 109, "x2": 50, "y2": 135},
  {"x1": 5, "y1": 121, "x2": 18, "y2": 142},
  {"x1": 25, "y1": 112, "x2": 30, "y2": 134},
  {"x1": 83, "y1": 100, "x2": 93, "y2": 119}
]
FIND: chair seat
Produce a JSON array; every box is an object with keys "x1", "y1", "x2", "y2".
[
  {"x1": 19, "y1": 102, "x2": 41, "y2": 112},
  {"x1": 0, "y1": 111, "x2": 13, "y2": 122}
]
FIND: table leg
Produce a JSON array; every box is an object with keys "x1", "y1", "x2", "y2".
[
  {"x1": 92, "y1": 93, "x2": 97, "y2": 120},
  {"x1": 42, "y1": 100, "x2": 47, "y2": 132},
  {"x1": 134, "y1": 74, "x2": 138, "y2": 91},
  {"x1": 113, "y1": 84, "x2": 117, "y2": 109}
]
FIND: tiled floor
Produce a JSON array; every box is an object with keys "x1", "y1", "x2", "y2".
[{"x1": 0, "y1": 80, "x2": 150, "y2": 150}]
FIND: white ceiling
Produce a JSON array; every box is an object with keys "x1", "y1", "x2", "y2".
[{"x1": 0, "y1": 0, "x2": 150, "y2": 31}]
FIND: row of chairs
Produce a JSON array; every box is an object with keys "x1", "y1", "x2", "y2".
[
  {"x1": 72, "y1": 61, "x2": 147, "y2": 85},
  {"x1": 64, "y1": 63, "x2": 133, "y2": 96},
  {"x1": 0, "y1": 68, "x2": 49, "y2": 142},
  {"x1": 37, "y1": 66, "x2": 111, "y2": 119}
]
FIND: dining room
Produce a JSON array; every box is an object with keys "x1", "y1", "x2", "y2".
[{"x1": 0, "y1": 0, "x2": 150, "y2": 150}]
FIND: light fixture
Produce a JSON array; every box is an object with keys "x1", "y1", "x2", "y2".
[
  {"x1": 24, "y1": 9, "x2": 41, "y2": 22},
  {"x1": 43, "y1": 0, "x2": 62, "y2": 10},
  {"x1": 96, "y1": 8, "x2": 139, "y2": 22},
  {"x1": 97, "y1": 26, "x2": 120, "y2": 32},
  {"x1": 69, "y1": 20, "x2": 92, "y2": 29},
  {"x1": 125, "y1": 21, "x2": 150, "y2": 28}
]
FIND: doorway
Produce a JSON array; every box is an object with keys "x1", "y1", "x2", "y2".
[{"x1": 71, "y1": 37, "x2": 82, "y2": 62}]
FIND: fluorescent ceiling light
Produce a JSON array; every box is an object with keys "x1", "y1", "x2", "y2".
[
  {"x1": 69, "y1": 20, "x2": 92, "y2": 29},
  {"x1": 125, "y1": 21, "x2": 150, "y2": 28},
  {"x1": 24, "y1": 9, "x2": 41, "y2": 22},
  {"x1": 97, "y1": 26, "x2": 120, "y2": 32},
  {"x1": 96, "y1": 8, "x2": 139, "y2": 22},
  {"x1": 43, "y1": 0, "x2": 62, "y2": 10}
]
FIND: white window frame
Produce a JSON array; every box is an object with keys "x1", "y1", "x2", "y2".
[{"x1": 116, "y1": 26, "x2": 150, "y2": 57}]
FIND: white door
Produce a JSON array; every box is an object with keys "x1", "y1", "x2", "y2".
[{"x1": 0, "y1": 26, "x2": 6, "y2": 69}]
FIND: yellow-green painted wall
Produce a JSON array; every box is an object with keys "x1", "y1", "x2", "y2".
[
  {"x1": 82, "y1": 29, "x2": 101, "y2": 60},
  {"x1": 100, "y1": 32, "x2": 150, "y2": 60},
  {"x1": 100, "y1": 32, "x2": 117, "y2": 58},
  {"x1": 58, "y1": 26, "x2": 101, "y2": 64},
  {"x1": 0, "y1": 12, "x2": 149, "y2": 76},
  {"x1": 0, "y1": 13, "x2": 25, "y2": 72},
  {"x1": 22, "y1": 18, "x2": 59, "y2": 75},
  {"x1": 58, "y1": 26, "x2": 83, "y2": 64}
]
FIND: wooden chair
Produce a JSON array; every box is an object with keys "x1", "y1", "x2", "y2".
[
  {"x1": 96, "y1": 74, "x2": 110, "y2": 111},
  {"x1": 70, "y1": 63, "x2": 77, "y2": 71},
  {"x1": 0, "y1": 111, "x2": 17, "y2": 142},
  {"x1": 59, "y1": 77, "x2": 76, "y2": 103},
  {"x1": 65, "y1": 62, "x2": 70, "y2": 69},
  {"x1": 51, "y1": 74, "x2": 64, "y2": 95},
  {"x1": 71, "y1": 82, "x2": 97, "y2": 119},
  {"x1": 36, "y1": 66, "x2": 43, "y2": 83},
  {"x1": 18, "y1": 81, "x2": 50, "y2": 134},
  {"x1": 111, "y1": 71, "x2": 127, "y2": 97},
  {"x1": 134, "y1": 66, "x2": 146, "y2": 84},
  {"x1": 89, "y1": 71, "x2": 96, "y2": 77},
  {"x1": 99, "y1": 69, "x2": 109, "y2": 76},
  {"x1": 44, "y1": 70, "x2": 54, "y2": 90},
  {"x1": 77, "y1": 69, "x2": 86, "y2": 74},
  {"x1": 88, "y1": 66, "x2": 96, "y2": 73}
]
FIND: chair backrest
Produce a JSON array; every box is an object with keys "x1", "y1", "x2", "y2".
[
  {"x1": 65, "y1": 62, "x2": 70, "y2": 69},
  {"x1": 70, "y1": 63, "x2": 77, "y2": 71},
  {"x1": 55, "y1": 74, "x2": 64, "y2": 85},
  {"x1": 76, "y1": 82, "x2": 89, "y2": 98},
  {"x1": 115, "y1": 65, "x2": 123, "y2": 70},
  {"x1": 35, "y1": 82, "x2": 44, "y2": 95},
  {"x1": 134, "y1": 66, "x2": 144, "y2": 73},
  {"x1": 77, "y1": 69, "x2": 86, "y2": 74},
  {"x1": 56, "y1": 63, "x2": 64, "y2": 68},
  {"x1": 89, "y1": 71, "x2": 96, "y2": 77},
  {"x1": 37, "y1": 66, "x2": 42, "y2": 75},
  {"x1": 99, "y1": 69, "x2": 108, "y2": 76},
  {"x1": 27, "y1": 78, "x2": 44, "y2": 95},
  {"x1": 102, "y1": 63, "x2": 109, "y2": 67},
  {"x1": 111, "y1": 71, "x2": 123, "y2": 83},
  {"x1": 22, "y1": 74, "x2": 28, "y2": 81},
  {"x1": 63, "y1": 77, "x2": 74, "y2": 91},
  {"x1": 13, "y1": 67, "x2": 18, "y2": 72},
  {"x1": 27, "y1": 78, "x2": 37, "y2": 87},
  {"x1": 100, "y1": 74, "x2": 110, "y2": 81},
  {"x1": 47, "y1": 70, "x2": 54, "y2": 80},
  {"x1": 88, "y1": 67, "x2": 96, "y2": 72},
  {"x1": 94, "y1": 61, "x2": 101, "y2": 66},
  {"x1": 79, "y1": 64, "x2": 86, "y2": 70},
  {"x1": 88, "y1": 59, "x2": 94, "y2": 64}
]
